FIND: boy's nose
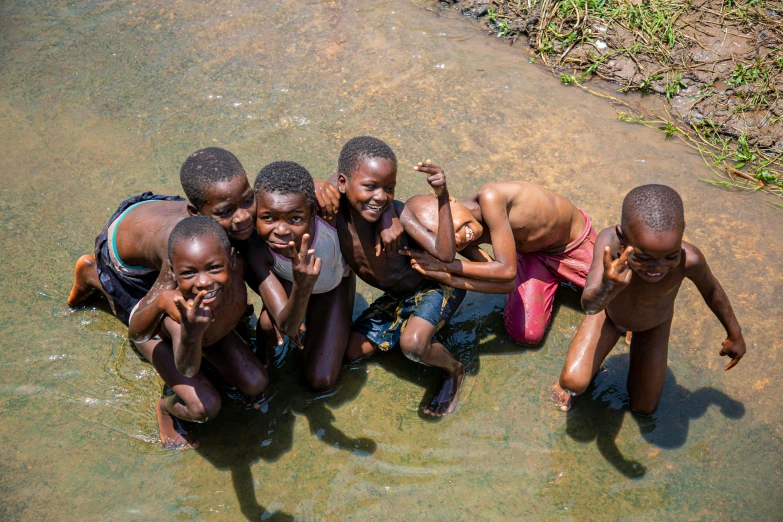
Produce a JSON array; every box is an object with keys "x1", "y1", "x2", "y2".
[{"x1": 234, "y1": 208, "x2": 251, "y2": 224}]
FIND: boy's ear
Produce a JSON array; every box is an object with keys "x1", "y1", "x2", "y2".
[
  {"x1": 186, "y1": 203, "x2": 199, "y2": 217},
  {"x1": 337, "y1": 173, "x2": 347, "y2": 194},
  {"x1": 615, "y1": 225, "x2": 627, "y2": 246}
]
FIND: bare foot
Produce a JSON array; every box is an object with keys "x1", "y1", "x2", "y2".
[
  {"x1": 155, "y1": 398, "x2": 198, "y2": 450},
  {"x1": 625, "y1": 331, "x2": 633, "y2": 345},
  {"x1": 67, "y1": 255, "x2": 98, "y2": 307},
  {"x1": 423, "y1": 365, "x2": 465, "y2": 417},
  {"x1": 243, "y1": 392, "x2": 268, "y2": 411},
  {"x1": 551, "y1": 382, "x2": 573, "y2": 412}
]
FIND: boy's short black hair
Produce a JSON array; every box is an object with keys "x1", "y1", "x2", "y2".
[
  {"x1": 168, "y1": 216, "x2": 232, "y2": 264},
  {"x1": 253, "y1": 161, "x2": 316, "y2": 208},
  {"x1": 621, "y1": 184, "x2": 685, "y2": 234},
  {"x1": 338, "y1": 136, "x2": 397, "y2": 178},
  {"x1": 180, "y1": 147, "x2": 245, "y2": 210}
]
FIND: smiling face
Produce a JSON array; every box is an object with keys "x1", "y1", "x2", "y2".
[
  {"x1": 255, "y1": 191, "x2": 314, "y2": 258},
  {"x1": 619, "y1": 224, "x2": 683, "y2": 283},
  {"x1": 338, "y1": 157, "x2": 397, "y2": 223},
  {"x1": 451, "y1": 201, "x2": 483, "y2": 251},
  {"x1": 170, "y1": 236, "x2": 233, "y2": 307},
  {"x1": 195, "y1": 175, "x2": 257, "y2": 241}
]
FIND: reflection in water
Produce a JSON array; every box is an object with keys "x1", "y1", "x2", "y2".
[
  {"x1": 0, "y1": 0, "x2": 781, "y2": 519},
  {"x1": 565, "y1": 352, "x2": 745, "y2": 478}
]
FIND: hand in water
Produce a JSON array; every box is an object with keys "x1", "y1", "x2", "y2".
[
  {"x1": 602, "y1": 245, "x2": 633, "y2": 291},
  {"x1": 414, "y1": 159, "x2": 448, "y2": 197},
  {"x1": 720, "y1": 334, "x2": 746, "y2": 370}
]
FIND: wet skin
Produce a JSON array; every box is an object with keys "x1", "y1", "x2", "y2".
[
  {"x1": 333, "y1": 156, "x2": 464, "y2": 416},
  {"x1": 67, "y1": 171, "x2": 258, "y2": 309},
  {"x1": 131, "y1": 236, "x2": 268, "y2": 449},
  {"x1": 399, "y1": 181, "x2": 587, "y2": 293},
  {"x1": 254, "y1": 190, "x2": 354, "y2": 391},
  {"x1": 552, "y1": 222, "x2": 745, "y2": 414}
]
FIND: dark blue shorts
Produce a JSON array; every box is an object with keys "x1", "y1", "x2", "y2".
[
  {"x1": 94, "y1": 192, "x2": 184, "y2": 325},
  {"x1": 352, "y1": 281, "x2": 466, "y2": 351}
]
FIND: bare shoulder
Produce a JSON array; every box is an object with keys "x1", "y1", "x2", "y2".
[
  {"x1": 596, "y1": 226, "x2": 620, "y2": 249},
  {"x1": 476, "y1": 183, "x2": 507, "y2": 203},
  {"x1": 682, "y1": 241, "x2": 708, "y2": 274}
]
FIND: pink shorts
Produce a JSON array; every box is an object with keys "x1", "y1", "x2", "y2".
[{"x1": 503, "y1": 209, "x2": 596, "y2": 345}]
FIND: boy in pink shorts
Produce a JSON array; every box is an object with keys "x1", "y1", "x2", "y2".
[{"x1": 400, "y1": 177, "x2": 595, "y2": 346}]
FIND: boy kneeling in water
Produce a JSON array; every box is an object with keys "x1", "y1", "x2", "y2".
[
  {"x1": 128, "y1": 216, "x2": 267, "y2": 449},
  {"x1": 552, "y1": 185, "x2": 746, "y2": 414},
  {"x1": 253, "y1": 161, "x2": 354, "y2": 391}
]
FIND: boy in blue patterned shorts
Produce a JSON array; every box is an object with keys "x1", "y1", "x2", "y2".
[{"x1": 320, "y1": 136, "x2": 466, "y2": 416}]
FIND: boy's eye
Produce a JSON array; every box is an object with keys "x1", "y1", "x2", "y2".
[
  {"x1": 666, "y1": 253, "x2": 680, "y2": 260},
  {"x1": 210, "y1": 264, "x2": 224, "y2": 271},
  {"x1": 291, "y1": 216, "x2": 303, "y2": 223},
  {"x1": 243, "y1": 196, "x2": 254, "y2": 207},
  {"x1": 215, "y1": 209, "x2": 232, "y2": 218},
  {"x1": 180, "y1": 270, "x2": 195, "y2": 277},
  {"x1": 364, "y1": 185, "x2": 375, "y2": 190},
  {"x1": 385, "y1": 185, "x2": 395, "y2": 192}
]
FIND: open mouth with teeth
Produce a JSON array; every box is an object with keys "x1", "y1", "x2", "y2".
[
  {"x1": 464, "y1": 225, "x2": 475, "y2": 244},
  {"x1": 200, "y1": 289, "x2": 221, "y2": 302},
  {"x1": 364, "y1": 203, "x2": 384, "y2": 214},
  {"x1": 640, "y1": 270, "x2": 665, "y2": 282}
]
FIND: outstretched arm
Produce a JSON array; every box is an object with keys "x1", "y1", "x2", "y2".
[
  {"x1": 416, "y1": 268, "x2": 516, "y2": 294},
  {"x1": 128, "y1": 264, "x2": 180, "y2": 343},
  {"x1": 685, "y1": 244, "x2": 745, "y2": 370}
]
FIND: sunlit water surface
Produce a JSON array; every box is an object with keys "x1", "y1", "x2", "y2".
[{"x1": 1, "y1": 0, "x2": 781, "y2": 519}]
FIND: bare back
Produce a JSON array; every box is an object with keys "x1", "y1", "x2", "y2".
[
  {"x1": 471, "y1": 181, "x2": 586, "y2": 253},
  {"x1": 115, "y1": 200, "x2": 190, "y2": 269}
]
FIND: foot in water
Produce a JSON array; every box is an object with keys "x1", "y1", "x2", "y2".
[
  {"x1": 423, "y1": 365, "x2": 465, "y2": 417},
  {"x1": 67, "y1": 255, "x2": 99, "y2": 307},
  {"x1": 156, "y1": 398, "x2": 198, "y2": 450},
  {"x1": 551, "y1": 382, "x2": 573, "y2": 411}
]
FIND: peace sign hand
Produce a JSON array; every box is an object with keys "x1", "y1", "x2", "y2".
[
  {"x1": 414, "y1": 160, "x2": 448, "y2": 198},
  {"x1": 174, "y1": 290, "x2": 213, "y2": 339},
  {"x1": 602, "y1": 245, "x2": 633, "y2": 294},
  {"x1": 289, "y1": 233, "x2": 322, "y2": 291}
]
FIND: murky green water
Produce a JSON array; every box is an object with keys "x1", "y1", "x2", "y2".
[{"x1": 1, "y1": 0, "x2": 781, "y2": 519}]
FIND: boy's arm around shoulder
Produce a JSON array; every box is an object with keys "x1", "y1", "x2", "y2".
[
  {"x1": 128, "y1": 264, "x2": 181, "y2": 343},
  {"x1": 683, "y1": 242, "x2": 745, "y2": 370},
  {"x1": 581, "y1": 227, "x2": 633, "y2": 314}
]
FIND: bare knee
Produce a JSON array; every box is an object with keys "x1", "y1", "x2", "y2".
[
  {"x1": 559, "y1": 367, "x2": 591, "y2": 397},
  {"x1": 187, "y1": 391, "x2": 222, "y2": 423},
  {"x1": 346, "y1": 333, "x2": 375, "y2": 362},
  {"x1": 399, "y1": 332, "x2": 431, "y2": 363},
  {"x1": 629, "y1": 398, "x2": 659, "y2": 416},
  {"x1": 239, "y1": 371, "x2": 269, "y2": 398},
  {"x1": 307, "y1": 370, "x2": 338, "y2": 392}
]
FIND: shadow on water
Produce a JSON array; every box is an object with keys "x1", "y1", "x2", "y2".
[
  {"x1": 566, "y1": 352, "x2": 745, "y2": 478},
  {"x1": 190, "y1": 320, "x2": 376, "y2": 520}
]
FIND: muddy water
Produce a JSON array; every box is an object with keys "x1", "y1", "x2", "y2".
[{"x1": 1, "y1": 0, "x2": 781, "y2": 519}]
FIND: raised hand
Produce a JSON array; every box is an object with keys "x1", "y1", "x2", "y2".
[
  {"x1": 174, "y1": 290, "x2": 213, "y2": 339},
  {"x1": 400, "y1": 248, "x2": 448, "y2": 272},
  {"x1": 414, "y1": 160, "x2": 448, "y2": 197},
  {"x1": 720, "y1": 334, "x2": 746, "y2": 371},
  {"x1": 314, "y1": 180, "x2": 340, "y2": 222},
  {"x1": 289, "y1": 233, "x2": 322, "y2": 290},
  {"x1": 602, "y1": 245, "x2": 633, "y2": 292},
  {"x1": 375, "y1": 210, "x2": 404, "y2": 257}
]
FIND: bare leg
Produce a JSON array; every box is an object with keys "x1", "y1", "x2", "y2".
[
  {"x1": 135, "y1": 337, "x2": 222, "y2": 449},
  {"x1": 301, "y1": 274, "x2": 355, "y2": 391},
  {"x1": 399, "y1": 317, "x2": 464, "y2": 417},
  {"x1": 203, "y1": 330, "x2": 269, "y2": 401},
  {"x1": 68, "y1": 255, "x2": 109, "y2": 307},
  {"x1": 345, "y1": 333, "x2": 379, "y2": 362},
  {"x1": 552, "y1": 310, "x2": 623, "y2": 411},
  {"x1": 627, "y1": 317, "x2": 672, "y2": 415}
]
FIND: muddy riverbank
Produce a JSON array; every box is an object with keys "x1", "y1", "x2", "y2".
[{"x1": 437, "y1": 0, "x2": 783, "y2": 197}]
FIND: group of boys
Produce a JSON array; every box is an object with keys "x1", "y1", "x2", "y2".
[{"x1": 69, "y1": 136, "x2": 746, "y2": 449}]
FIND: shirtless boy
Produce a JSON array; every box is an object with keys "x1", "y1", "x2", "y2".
[
  {"x1": 401, "y1": 180, "x2": 595, "y2": 346},
  {"x1": 252, "y1": 161, "x2": 355, "y2": 391},
  {"x1": 328, "y1": 136, "x2": 466, "y2": 416},
  {"x1": 67, "y1": 147, "x2": 258, "y2": 325},
  {"x1": 128, "y1": 217, "x2": 267, "y2": 449},
  {"x1": 552, "y1": 184, "x2": 746, "y2": 414}
]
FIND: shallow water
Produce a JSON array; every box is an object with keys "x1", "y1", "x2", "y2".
[{"x1": 1, "y1": 0, "x2": 781, "y2": 519}]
